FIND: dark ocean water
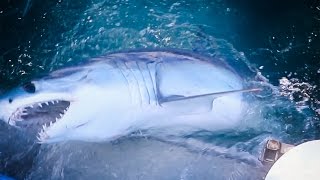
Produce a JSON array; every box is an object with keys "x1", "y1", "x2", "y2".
[{"x1": 0, "y1": 0, "x2": 320, "y2": 179}]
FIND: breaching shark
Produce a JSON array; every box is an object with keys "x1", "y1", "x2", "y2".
[{"x1": 0, "y1": 50, "x2": 258, "y2": 143}]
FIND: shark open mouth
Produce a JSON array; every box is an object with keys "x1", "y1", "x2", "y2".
[{"x1": 8, "y1": 100, "x2": 70, "y2": 137}]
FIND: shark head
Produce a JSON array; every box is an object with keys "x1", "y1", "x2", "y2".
[{"x1": 0, "y1": 66, "x2": 108, "y2": 143}]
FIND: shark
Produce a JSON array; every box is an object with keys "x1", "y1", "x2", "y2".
[{"x1": 0, "y1": 50, "x2": 258, "y2": 143}]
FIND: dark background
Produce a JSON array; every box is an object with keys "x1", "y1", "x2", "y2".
[{"x1": 1, "y1": 0, "x2": 319, "y2": 84}]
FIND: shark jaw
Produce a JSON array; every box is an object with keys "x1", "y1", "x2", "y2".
[
  {"x1": 8, "y1": 100, "x2": 70, "y2": 141},
  {"x1": 6, "y1": 98, "x2": 71, "y2": 142}
]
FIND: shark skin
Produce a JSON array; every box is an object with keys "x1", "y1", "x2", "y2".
[{"x1": 0, "y1": 50, "x2": 250, "y2": 143}]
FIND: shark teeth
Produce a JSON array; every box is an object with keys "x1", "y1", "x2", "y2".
[
  {"x1": 37, "y1": 128, "x2": 49, "y2": 143},
  {"x1": 8, "y1": 106, "x2": 28, "y2": 125},
  {"x1": 42, "y1": 124, "x2": 47, "y2": 131},
  {"x1": 37, "y1": 115, "x2": 63, "y2": 142},
  {"x1": 36, "y1": 101, "x2": 70, "y2": 142}
]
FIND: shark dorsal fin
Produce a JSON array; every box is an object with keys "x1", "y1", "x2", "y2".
[{"x1": 159, "y1": 88, "x2": 261, "y2": 104}]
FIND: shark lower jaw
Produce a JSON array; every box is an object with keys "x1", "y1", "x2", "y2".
[{"x1": 8, "y1": 100, "x2": 71, "y2": 140}]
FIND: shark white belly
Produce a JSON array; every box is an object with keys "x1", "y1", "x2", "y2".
[{"x1": 0, "y1": 50, "x2": 250, "y2": 143}]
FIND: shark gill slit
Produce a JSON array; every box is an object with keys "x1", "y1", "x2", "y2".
[
  {"x1": 124, "y1": 61, "x2": 143, "y2": 106},
  {"x1": 136, "y1": 61, "x2": 151, "y2": 105},
  {"x1": 115, "y1": 60, "x2": 133, "y2": 101},
  {"x1": 147, "y1": 61, "x2": 159, "y2": 106}
]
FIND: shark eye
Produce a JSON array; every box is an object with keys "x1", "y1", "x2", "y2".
[{"x1": 23, "y1": 82, "x2": 36, "y2": 93}]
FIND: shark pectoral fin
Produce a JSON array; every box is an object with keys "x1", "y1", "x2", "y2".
[{"x1": 158, "y1": 88, "x2": 261, "y2": 114}]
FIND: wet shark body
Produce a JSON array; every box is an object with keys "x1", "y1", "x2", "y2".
[{"x1": 0, "y1": 50, "x2": 252, "y2": 143}]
